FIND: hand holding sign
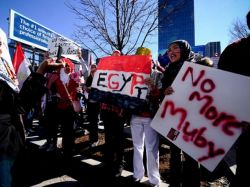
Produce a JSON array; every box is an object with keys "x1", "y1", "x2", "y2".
[
  {"x1": 89, "y1": 55, "x2": 151, "y2": 111},
  {"x1": 47, "y1": 37, "x2": 81, "y2": 62},
  {"x1": 151, "y1": 62, "x2": 250, "y2": 171},
  {"x1": 164, "y1": 86, "x2": 174, "y2": 95}
]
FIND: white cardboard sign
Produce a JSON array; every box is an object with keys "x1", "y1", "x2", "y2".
[
  {"x1": 47, "y1": 37, "x2": 80, "y2": 62},
  {"x1": 151, "y1": 62, "x2": 250, "y2": 171}
]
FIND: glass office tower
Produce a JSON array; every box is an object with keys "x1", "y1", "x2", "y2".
[{"x1": 158, "y1": 0, "x2": 195, "y2": 54}]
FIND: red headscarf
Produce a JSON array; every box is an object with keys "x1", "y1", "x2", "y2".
[{"x1": 61, "y1": 57, "x2": 74, "y2": 73}]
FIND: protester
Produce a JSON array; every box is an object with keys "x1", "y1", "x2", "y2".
[
  {"x1": 129, "y1": 47, "x2": 163, "y2": 187},
  {"x1": 0, "y1": 29, "x2": 63, "y2": 187},
  {"x1": 99, "y1": 49, "x2": 126, "y2": 179},
  {"x1": 86, "y1": 64, "x2": 100, "y2": 147},
  {"x1": 39, "y1": 49, "x2": 87, "y2": 153},
  {"x1": 161, "y1": 40, "x2": 200, "y2": 187},
  {"x1": 112, "y1": 49, "x2": 121, "y2": 56},
  {"x1": 53, "y1": 58, "x2": 82, "y2": 161},
  {"x1": 39, "y1": 68, "x2": 60, "y2": 152},
  {"x1": 217, "y1": 11, "x2": 250, "y2": 187}
]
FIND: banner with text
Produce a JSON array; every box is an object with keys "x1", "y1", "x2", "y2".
[
  {"x1": 47, "y1": 37, "x2": 80, "y2": 62},
  {"x1": 89, "y1": 55, "x2": 151, "y2": 111},
  {"x1": 151, "y1": 62, "x2": 250, "y2": 171},
  {"x1": 9, "y1": 9, "x2": 60, "y2": 51}
]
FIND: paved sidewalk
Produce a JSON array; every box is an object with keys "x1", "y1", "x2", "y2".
[{"x1": 12, "y1": 121, "x2": 169, "y2": 187}]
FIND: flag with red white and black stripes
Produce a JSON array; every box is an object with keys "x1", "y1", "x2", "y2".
[{"x1": 89, "y1": 55, "x2": 151, "y2": 111}]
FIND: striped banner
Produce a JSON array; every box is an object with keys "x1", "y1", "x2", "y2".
[{"x1": 89, "y1": 55, "x2": 151, "y2": 111}]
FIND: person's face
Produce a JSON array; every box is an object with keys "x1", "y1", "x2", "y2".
[
  {"x1": 90, "y1": 65, "x2": 97, "y2": 74},
  {"x1": 112, "y1": 51, "x2": 120, "y2": 56},
  {"x1": 64, "y1": 64, "x2": 71, "y2": 74},
  {"x1": 167, "y1": 43, "x2": 181, "y2": 63}
]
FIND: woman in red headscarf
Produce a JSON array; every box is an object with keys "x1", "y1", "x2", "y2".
[
  {"x1": 55, "y1": 58, "x2": 78, "y2": 110},
  {"x1": 42, "y1": 57, "x2": 80, "y2": 160},
  {"x1": 55, "y1": 58, "x2": 79, "y2": 160}
]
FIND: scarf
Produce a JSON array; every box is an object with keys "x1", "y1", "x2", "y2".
[
  {"x1": 59, "y1": 68, "x2": 69, "y2": 85},
  {"x1": 0, "y1": 28, "x2": 19, "y2": 92},
  {"x1": 0, "y1": 57, "x2": 19, "y2": 92}
]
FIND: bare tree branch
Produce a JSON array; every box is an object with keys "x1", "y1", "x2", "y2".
[
  {"x1": 229, "y1": 18, "x2": 249, "y2": 42},
  {"x1": 65, "y1": 0, "x2": 185, "y2": 58}
]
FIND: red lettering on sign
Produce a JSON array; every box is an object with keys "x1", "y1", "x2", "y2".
[
  {"x1": 213, "y1": 112, "x2": 240, "y2": 136},
  {"x1": 96, "y1": 71, "x2": 148, "y2": 98},
  {"x1": 160, "y1": 99, "x2": 227, "y2": 162},
  {"x1": 182, "y1": 66, "x2": 215, "y2": 93},
  {"x1": 182, "y1": 66, "x2": 205, "y2": 87},
  {"x1": 182, "y1": 121, "x2": 198, "y2": 142},
  {"x1": 108, "y1": 73, "x2": 119, "y2": 89},
  {"x1": 189, "y1": 91, "x2": 213, "y2": 114},
  {"x1": 200, "y1": 79, "x2": 215, "y2": 93},
  {"x1": 205, "y1": 106, "x2": 218, "y2": 120},
  {"x1": 189, "y1": 91, "x2": 240, "y2": 136},
  {"x1": 198, "y1": 142, "x2": 225, "y2": 162},
  {"x1": 193, "y1": 127, "x2": 207, "y2": 148},
  {"x1": 223, "y1": 121, "x2": 240, "y2": 136},
  {"x1": 130, "y1": 74, "x2": 145, "y2": 95},
  {"x1": 159, "y1": 65, "x2": 240, "y2": 163},
  {"x1": 161, "y1": 100, "x2": 187, "y2": 130}
]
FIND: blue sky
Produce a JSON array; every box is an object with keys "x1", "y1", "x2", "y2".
[{"x1": 0, "y1": 0, "x2": 249, "y2": 60}]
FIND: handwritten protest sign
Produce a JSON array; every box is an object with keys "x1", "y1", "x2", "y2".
[
  {"x1": 89, "y1": 55, "x2": 151, "y2": 111},
  {"x1": 151, "y1": 62, "x2": 250, "y2": 171},
  {"x1": 47, "y1": 37, "x2": 80, "y2": 62}
]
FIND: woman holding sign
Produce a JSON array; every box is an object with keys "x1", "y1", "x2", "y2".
[
  {"x1": 161, "y1": 40, "x2": 200, "y2": 187},
  {"x1": 99, "y1": 49, "x2": 126, "y2": 180},
  {"x1": 129, "y1": 47, "x2": 163, "y2": 187}
]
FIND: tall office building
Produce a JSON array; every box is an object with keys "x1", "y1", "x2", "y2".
[
  {"x1": 158, "y1": 0, "x2": 195, "y2": 54},
  {"x1": 205, "y1": 42, "x2": 221, "y2": 58}
]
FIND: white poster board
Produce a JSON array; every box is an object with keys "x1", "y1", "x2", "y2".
[
  {"x1": 151, "y1": 62, "x2": 250, "y2": 171},
  {"x1": 47, "y1": 37, "x2": 80, "y2": 62},
  {"x1": 89, "y1": 55, "x2": 151, "y2": 111}
]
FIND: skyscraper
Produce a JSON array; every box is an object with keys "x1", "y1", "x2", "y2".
[
  {"x1": 158, "y1": 0, "x2": 195, "y2": 54},
  {"x1": 205, "y1": 42, "x2": 221, "y2": 58}
]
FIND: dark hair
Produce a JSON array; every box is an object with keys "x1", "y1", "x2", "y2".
[
  {"x1": 90, "y1": 64, "x2": 97, "y2": 68},
  {"x1": 247, "y1": 11, "x2": 250, "y2": 29}
]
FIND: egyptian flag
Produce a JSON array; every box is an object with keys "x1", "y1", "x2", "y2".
[
  {"x1": 12, "y1": 43, "x2": 31, "y2": 89},
  {"x1": 89, "y1": 55, "x2": 151, "y2": 111}
]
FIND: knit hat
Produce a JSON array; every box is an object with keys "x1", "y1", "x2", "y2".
[{"x1": 168, "y1": 40, "x2": 191, "y2": 62}]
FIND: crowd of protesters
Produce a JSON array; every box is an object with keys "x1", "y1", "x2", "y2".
[{"x1": 1, "y1": 10, "x2": 250, "y2": 187}]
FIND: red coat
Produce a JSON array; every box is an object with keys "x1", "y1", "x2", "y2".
[{"x1": 55, "y1": 72, "x2": 80, "y2": 110}]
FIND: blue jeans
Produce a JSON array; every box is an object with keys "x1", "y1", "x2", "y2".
[{"x1": 0, "y1": 159, "x2": 14, "y2": 187}]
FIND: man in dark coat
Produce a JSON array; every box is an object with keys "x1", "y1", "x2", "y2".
[{"x1": 217, "y1": 11, "x2": 250, "y2": 187}]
